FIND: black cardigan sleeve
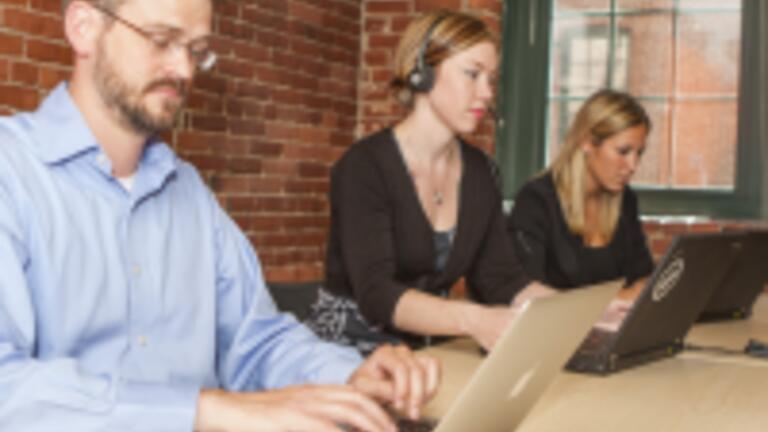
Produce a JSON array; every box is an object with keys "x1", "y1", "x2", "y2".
[
  {"x1": 466, "y1": 196, "x2": 531, "y2": 303},
  {"x1": 464, "y1": 155, "x2": 531, "y2": 303},
  {"x1": 507, "y1": 178, "x2": 552, "y2": 284},
  {"x1": 330, "y1": 148, "x2": 409, "y2": 327}
]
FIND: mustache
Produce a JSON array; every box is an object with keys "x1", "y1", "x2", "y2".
[{"x1": 144, "y1": 79, "x2": 189, "y2": 98}]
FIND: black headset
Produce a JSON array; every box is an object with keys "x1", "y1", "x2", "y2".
[{"x1": 406, "y1": 14, "x2": 450, "y2": 93}]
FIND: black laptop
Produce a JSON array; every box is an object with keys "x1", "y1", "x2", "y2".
[
  {"x1": 697, "y1": 230, "x2": 768, "y2": 322},
  {"x1": 566, "y1": 232, "x2": 744, "y2": 375}
]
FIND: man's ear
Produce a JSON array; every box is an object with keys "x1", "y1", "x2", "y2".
[{"x1": 64, "y1": 1, "x2": 104, "y2": 58}]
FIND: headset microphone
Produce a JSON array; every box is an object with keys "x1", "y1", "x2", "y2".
[{"x1": 487, "y1": 105, "x2": 498, "y2": 120}]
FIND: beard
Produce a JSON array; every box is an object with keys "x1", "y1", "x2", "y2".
[{"x1": 93, "y1": 39, "x2": 189, "y2": 135}]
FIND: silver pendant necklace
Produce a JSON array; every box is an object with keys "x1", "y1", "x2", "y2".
[{"x1": 433, "y1": 190, "x2": 444, "y2": 206}]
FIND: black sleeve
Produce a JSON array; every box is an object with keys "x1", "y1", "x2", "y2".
[
  {"x1": 331, "y1": 150, "x2": 408, "y2": 327},
  {"x1": 465, "y1": 167, "x2": 531, "y2": 304},
  {"x1": 506, "y1": 181, "x2": 552, "y2": 284},
  {"x1": 622, "y1": 189, "x2": 654, "y2": 285}
]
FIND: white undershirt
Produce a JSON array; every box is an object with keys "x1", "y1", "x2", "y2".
[{"x1": 116, "y1": 175, "x2": 135, "y2": 191}]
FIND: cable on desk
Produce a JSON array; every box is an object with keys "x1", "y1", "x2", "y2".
[
  {"x1": 683, "y1": 343, "x2": 744, "y2": 357},
  {"x1": 684, "y1": 339, "x2": 768, "y2": 359}
]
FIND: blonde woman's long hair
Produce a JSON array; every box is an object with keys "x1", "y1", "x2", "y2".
[
  {"x1": 549, "y1": 89, "x2": 651, "y2": 241},
  {"x1": 390, "y1": 10, "x2": 496, "y2": 106}
]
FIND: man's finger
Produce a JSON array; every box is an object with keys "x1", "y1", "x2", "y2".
[
  {"x1": 417, "y1": 355, "x2": 441, "y2": 400},
  {"x1": 316, "y1": 386, "x2": 395, "y2": 432}
]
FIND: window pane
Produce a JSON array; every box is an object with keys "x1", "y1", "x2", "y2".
[
  {"x1": 673, "y1": 100, "x2": 737, "y2": 188},
  {"x1": 616, "y1": 13, "x2": 673, "y2": 96},
  {"x1": 617, "y1": 0, "x2": 674, "y2": 10},
  {"x1": 546, "y1": 99, "x2": 585, "y2": 162},
  {"x1": 632, "y1": 100, "x2": 671, "y2": 187},
  {"x1": 550, "y1": 15, "x2": 612, "y2": 97},
  {"x1": 679, "y1": 0, "x2": 741, "y2": 8},
  {"x1": 677, "y1": 12, "x2": 741, "y2": 95},
  {"x1": 556, "y1": 0, "x2": 611, "y2": 13}
]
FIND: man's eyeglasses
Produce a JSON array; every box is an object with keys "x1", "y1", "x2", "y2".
[{"x1": 90, "y1": 3, "x2": 217, "y2": 72}]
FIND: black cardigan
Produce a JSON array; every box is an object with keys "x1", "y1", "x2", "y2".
[
  {"x1": 507, "y1": 173, "x2": 653, "y2": 290},
  {"x1": 325, "y1": 128, "x2": 530, "y2": 328}
]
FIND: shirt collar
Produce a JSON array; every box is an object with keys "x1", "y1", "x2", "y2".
[
  {"x1": 28, "y1": 83, "x2": 100, "y2": 164},
  {"x1": 28, "y1": 82, "x2": 179, "y2": 177}
]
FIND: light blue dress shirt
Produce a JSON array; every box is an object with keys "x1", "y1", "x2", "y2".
[{"x1": 0, "y1": 84, "x2": 362, "y2": 431}]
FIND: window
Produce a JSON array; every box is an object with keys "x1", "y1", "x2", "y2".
[{"x1": 496, "y1": 0, "x2": 766, "y2": 218}]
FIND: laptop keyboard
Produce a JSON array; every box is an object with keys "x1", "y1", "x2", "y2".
[
  {"x1": 396, "y1": 417, "x2": 438, "y2": 432},
  {"x1": 577, "y1": 327, "x2": 618, "y2": 355}
]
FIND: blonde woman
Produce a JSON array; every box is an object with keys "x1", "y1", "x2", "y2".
[
  {"x1": 306, "y1": 11, "x2": 551, "y2": 354},
  {"x1": 508, "y1": 89, "x2": 653, "y2": 300}
]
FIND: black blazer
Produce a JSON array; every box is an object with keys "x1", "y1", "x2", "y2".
[
  {"x1": 325, "y1": 128, "x2": 530, "y2": 327},
  {"x1": 507, "y1": 173, "x2": 653, "y2": 289}
]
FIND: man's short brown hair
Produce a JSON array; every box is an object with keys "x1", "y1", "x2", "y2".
[{"x1": 62, "y1": 0, "x2": 125, "y2": 13}]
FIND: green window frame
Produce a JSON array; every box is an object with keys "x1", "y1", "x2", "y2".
[{"x1": 496, "y1": 0, "x2": 767, "y2": 219}]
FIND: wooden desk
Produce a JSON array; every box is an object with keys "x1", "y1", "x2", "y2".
[
  {"x1": 421, "y1": 296, "x2": 768, "y2": 431},
  {"x1": 687, "y1": 295, "x2": 768, "y2": 351}
]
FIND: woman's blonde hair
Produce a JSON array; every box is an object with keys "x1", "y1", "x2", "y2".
[
  {"x1": 549, "y1": 89, "x2": 651, "y2": 241},
  {"x1": 390, "y1": 10, "x2": 496, "y2": 106}
]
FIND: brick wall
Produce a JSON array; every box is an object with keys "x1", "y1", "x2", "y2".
[
  {"x1": 0, "y1": 1, "x2": 68, "y2": 115},
  {"x1": 180, "y1": 1, "x2": 360, "y2": 282}
]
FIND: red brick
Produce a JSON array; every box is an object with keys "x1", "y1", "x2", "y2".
[
  {"x1": 414, "y1": 0, "x2": 461, "y2": 11},
  {"x1": 366, "y1": 1, "x2": 411, "y2": 14},
  {"x1": 11, "y1": 62, "x2": 38, "y2": 86},
  {"x1": 289, "y1": 2, "x2": 325, "y2": 27},
  {"x1": 29, "y1": 0, "x2": 60, "y2": 14},
  {"x1": 0, "y1": 32, "x2": 24, "y2": 56},
  {"x1": 0, "y1": 84, "x2": 39, "y2": 111},
  {"x1": 298, "y1": 161, "x2": 329, "y2": 178},
  {"x1": 191, "y1": 114, "x2": 227, "y2": 132},
  {"x1": 3, "y1": 9, "x2": 63, "y2": 39},
  {"x1": 27, "y1": 40, "x2": 71, "y2": 66}
]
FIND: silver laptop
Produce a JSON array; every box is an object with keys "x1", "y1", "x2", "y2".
[{"x1": 400, "y1": 280, "x2": 619, "y2": 432}]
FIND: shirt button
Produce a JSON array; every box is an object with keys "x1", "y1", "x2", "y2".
[
  {"x1": 96, "y1": 154, "x2": 108, "y2": 166},
  {"x1": 137, "y1": 336, "x2": 148, "y2": 347},
  {"x1": 132, "y1": 265, "x2": 141, "y2": 277}
]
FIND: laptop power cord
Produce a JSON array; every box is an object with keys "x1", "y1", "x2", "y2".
[
  {"x1": 744, "y1": 339, "x2": 768, "y2": 358},
  {"x1": 684, "y1": 339, "x2": 768, "y2": 360},
  {"x1": 683, "y1": 343, "x2": 742, "y2": 356}
]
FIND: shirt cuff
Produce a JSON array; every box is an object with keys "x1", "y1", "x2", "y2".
[{"x1": 306, "y1": 343, "x2": 363, "y2": 385}]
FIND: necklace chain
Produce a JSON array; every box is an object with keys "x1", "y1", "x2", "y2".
[
  {"x1": 430, "y1": 141, "x2": 456, "y2": 206},
  {"x1": 397, "y1": 130, "x2": 457, "y2": 207}
]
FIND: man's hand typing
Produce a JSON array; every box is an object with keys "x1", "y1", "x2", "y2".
[{"x1": 194, "y1": 344, "x2": 440, "y2": 432}]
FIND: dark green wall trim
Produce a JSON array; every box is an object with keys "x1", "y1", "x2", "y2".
[{"x1": 496, "y1": 0, "x2": 553, "y2": 200}]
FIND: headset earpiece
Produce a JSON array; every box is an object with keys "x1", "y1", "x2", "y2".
[
  {"x1": 407, "y1": 14, "x2": 448, "y2": 94},
  {"x1": 407, "y1": 65, "x2": 435, "y2": 93}
]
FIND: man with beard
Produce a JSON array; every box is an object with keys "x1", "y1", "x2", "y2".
[{"x1": 0, "y1": 1, "x2": 439, "y2": 431}]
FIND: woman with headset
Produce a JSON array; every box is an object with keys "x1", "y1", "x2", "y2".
[
  {"x1": 305, "y1": 11, "x2": 552, "y2": 354},
  {"x1": 507, "y1": 89, "x2": 654, "y2": 300}
]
